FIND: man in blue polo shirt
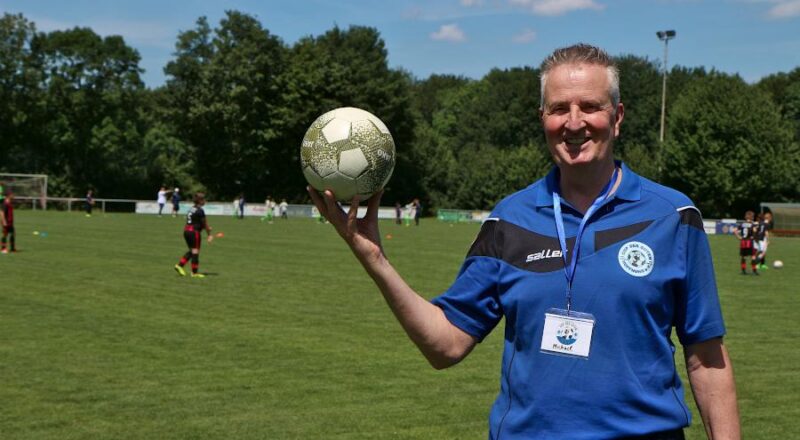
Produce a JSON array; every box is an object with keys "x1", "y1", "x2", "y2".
[{"x1": 308, "y1": 43, "x2": 740, "y2": 439}]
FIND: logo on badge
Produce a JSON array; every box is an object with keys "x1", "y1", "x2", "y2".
[
  {"x1": 556, "y1": 321, "x2": 579, "y2": 346},
  {"x1": 618, "y1": 241, "x2": 655, "y2": 277}
]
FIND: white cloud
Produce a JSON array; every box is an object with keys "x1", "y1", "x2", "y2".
[
  {"x1": 767, "y1": 0, "x2": 800, "y2": 18},
  {"x1": 512, "y1": 28, "x2": 537, "y2": 43},
  {"x1": 430, "y1": 24, "x2": 466, "y2": 42},
  {"x1": 508, "y1": 0, "x2": 605, "y2": 16},
  {"x1": 460, "y1": 0, "x2": 484, "y2": 6}
]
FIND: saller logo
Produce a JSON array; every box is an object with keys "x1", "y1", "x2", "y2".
[{"x1": 526, "y1": 249, "x2": 563, "y2": 263}]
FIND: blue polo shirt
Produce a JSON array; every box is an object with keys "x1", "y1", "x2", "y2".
[{"x1": 432, "y1": 162, "x2": 725, "y2": 439}]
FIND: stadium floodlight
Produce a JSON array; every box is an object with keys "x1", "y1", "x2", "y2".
[{"x1": 656, "y1": 30, "x2": 676, "y2": 144}]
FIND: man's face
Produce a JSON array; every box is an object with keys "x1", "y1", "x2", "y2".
[{"x1": 540, "y1": 62, "x2": 623, "y2": 169}]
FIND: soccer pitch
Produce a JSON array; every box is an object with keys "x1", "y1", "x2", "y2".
[{"x1": 2, "y1": 211, "x2": 799, "y2": 439}]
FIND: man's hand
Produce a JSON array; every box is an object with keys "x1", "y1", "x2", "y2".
[
  {"x1": 206, "y1": 235, "x2": 214, "y2": 244},
  {"x1": 307, "y1": 187, "x2": 385, "y2": 264}
]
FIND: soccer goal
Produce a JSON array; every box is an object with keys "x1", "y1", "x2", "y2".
[
  {"x1": 760, "y1": 202, "x2": 800, "y2": 236},
  {"x1": 0, "y1": 173, "x2": 48, "y2": 209}
]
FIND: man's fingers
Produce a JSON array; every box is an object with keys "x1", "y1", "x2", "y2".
[
  {"x1": 365, "y1": 190, "x2": 383, "y2": 221},
  {"x1": 322, "y1": 190, "x2": 349, "y2": 225},
  {"x1": 347, "y1": 195, "x2": 361, "y2": 227},
  {"x1": 323, "y1": 190, "x2": 339, "y2": 212},
  {"x1": 307, "y1": 186, "x2": 327, "y2": 216}
]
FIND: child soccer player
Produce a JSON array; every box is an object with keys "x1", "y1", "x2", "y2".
[
  {"x1": 1, "y1": 192, "x2": 16, "y2": 253},
  {"x1": 734, "y1": 210, "x2": 758, "y2": 275},
  {"x1": 262, "y1": 196, "x2": 275, "y2": 223},
  {"x1": 171, "y1": 188, "x2": 181, "y2": 217},
  {"x1": 85, "y1": 189, "x2": 94, "y2": 217},
  {"x1": 174, "y1": 192, "x2": 213, "y2": 278}
]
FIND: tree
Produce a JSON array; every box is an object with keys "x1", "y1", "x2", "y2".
[
  {"x1": 25, "y1": 25, "x2": 146, "y2": 196},
  {"x1": 408, "y1": 68, "x2": 551, "y2": 210},
  {"x1": 164, "y1": 11, "x2": 289, "y2": 199},
  {"x1": 283, "y1": 25, "x2": 416, "y2": 202},
  {"x1": 411, "y1": 74, "x2": 470, "y2": 124},
  {"x1": 141, "y1": 121, "x2": 200, "y2": 193},
  {"x1": 663, "y1": 73, "x2": 800, "y2": 217},
  {"x1": 757, "y1": 67, "x2": 800, "y2": 113},
  {"x1": 613, "y1": 55, "x2": 660, "y2": 174},
  {"x1": 784, "y1": 81, "x2": 800, "y2": 141},
  {"x1": 0, "y1": 13, "x2": 45, "y2": 172}
]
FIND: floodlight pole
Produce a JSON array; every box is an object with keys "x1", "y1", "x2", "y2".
[{"x1": 657, "y1": 30, "x2": 676, "y2": 143}]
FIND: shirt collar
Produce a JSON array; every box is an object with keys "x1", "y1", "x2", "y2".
[{"x1": 535, "y1": 160, "x2": 642, "y2": 207}]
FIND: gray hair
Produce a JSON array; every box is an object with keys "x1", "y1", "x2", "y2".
[{"x1": 539, "y1": 43, "x2": 620, "y2": 111}]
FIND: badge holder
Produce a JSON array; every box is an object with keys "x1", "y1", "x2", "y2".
[{"x1": 540, "y1": 308, "x2": 596, "y2": 359}]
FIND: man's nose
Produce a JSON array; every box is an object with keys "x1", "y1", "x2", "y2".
[{"x1": 565, "y1": 106, "x2": 584, "y2": 131}]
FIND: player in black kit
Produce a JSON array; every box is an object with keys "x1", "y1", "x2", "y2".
[
  {"x1": 734, "y1": 210, "x2": 758, "y2": 275},
  {"x1": 174, "y1": 192, "x2": 213, "y2": 278}
]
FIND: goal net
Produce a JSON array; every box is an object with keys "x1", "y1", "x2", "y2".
[
  {"x1": 760, "y1": 202, "x2": 800, "y2": 236},
  {"x1": 0, "y1": 173, "x2": 48, "y2": 209}
]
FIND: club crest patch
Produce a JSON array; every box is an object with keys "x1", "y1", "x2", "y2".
[{"x1": 618, "y1": 241, "x2": 655, "y2": 277}]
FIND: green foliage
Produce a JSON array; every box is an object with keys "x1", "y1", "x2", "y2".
[
  {"x1": 782, "y1": 81, "x2": 800, "y2": 141},
  {"x1": 141, "y1": 122, "x2": 200, "y2": 193},
  {"x1": 283, "y1": 25, "x2": 417, "y2": 203},
  {"x1": 2, "y1": 22, "x2": 148, "y2": 197},
  {"x1": 409, "y1": 68, "x2": 550, "y2": 210},
  {"x1": 164, "y1": 12, "x2": 289, "y2": 200},
  {"x1": 0, "y1": 13, "x2": 45, "y2": 171},
  {"x1": 663, "y1": 73, "x2": 800, "y2": 217},
  {"x1": 612, "y1": 55, "x2": 661, "y2": 159},
  {"x1": 757, "y1": 67, "x2": 800, "y2": 115}
]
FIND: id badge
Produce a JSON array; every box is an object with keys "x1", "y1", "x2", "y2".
[{"x1": 540, "y1": 308, "x2": 596, "y2": 359}]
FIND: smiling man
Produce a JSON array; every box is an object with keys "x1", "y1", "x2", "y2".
[{"x1": 309, "y1": 43, "x2": 740, "y2": 439}]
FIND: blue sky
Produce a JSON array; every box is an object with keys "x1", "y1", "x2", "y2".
[{"x1": 2, "y1": 0, "x2": 799, "y2": 88}]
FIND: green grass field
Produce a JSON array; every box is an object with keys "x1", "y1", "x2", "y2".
[{"x1": 1, "y1": 211, "x2": 799, "y2": 439}]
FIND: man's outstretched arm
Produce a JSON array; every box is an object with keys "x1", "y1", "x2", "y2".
[{"x1": 308, "y1": 187, "x2": 477, "y2": 369}]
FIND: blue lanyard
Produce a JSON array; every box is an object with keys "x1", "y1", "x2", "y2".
[{"x1": 553, "y1": 168, "x2": 618, "y2": 313}]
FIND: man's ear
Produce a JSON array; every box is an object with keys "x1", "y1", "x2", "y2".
[{"x1": 613, "y1": 102, "x2": 624, "y2": 138}]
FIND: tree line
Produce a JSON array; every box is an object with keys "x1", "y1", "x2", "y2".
[{"x1": 1, "y1": 11, "x2": 799, "y2": 218}]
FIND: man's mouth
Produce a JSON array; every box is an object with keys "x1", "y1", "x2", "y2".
[{"x1": 565, "y1": 137, "x2": 588, "y2": 148}]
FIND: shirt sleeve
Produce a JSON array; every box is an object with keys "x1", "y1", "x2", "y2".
[
  {"x1": 431, "y1": 221, "x2": 504, "y2": 341},
  {"x1": 674, "y1": 209, "x2": 726, "y2": 346}
]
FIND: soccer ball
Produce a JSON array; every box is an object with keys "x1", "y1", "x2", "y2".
[
  {"x1": 301, "y1": 107, "x2": 395, "y2": 202},
  {"x1": 773, "y1": 260, "x2": 784, "y2": 269}
]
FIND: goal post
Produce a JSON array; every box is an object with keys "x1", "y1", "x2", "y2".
[
  {"x1": 760, "y1": 202, "x2": 800, "y2": 236},
  {"x1": 0, "y1": 173, "x2": 48, "y2": 209}
]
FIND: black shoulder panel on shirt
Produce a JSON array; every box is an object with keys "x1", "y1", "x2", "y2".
[
  {"x1": 467, "y1": 219, "x2": 572, "y2": 273},
  {"x1": 467, "y1": 220, "x2": 499, "y2": 259},
  {"x1": 679, "y1": 208, "x2": 704, "y2": 231},
  {"x1": 594, "y1": 220, "x2": 654, "y2": 252}
]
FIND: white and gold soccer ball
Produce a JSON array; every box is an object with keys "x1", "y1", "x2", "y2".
[
  {"x1": 773, "y1": 260, "x2": 784, "y2": 269},
  {"x1": 301, "y1": 107, "x2": 395, "y2": 202}
]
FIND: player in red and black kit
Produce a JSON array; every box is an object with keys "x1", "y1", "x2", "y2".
[
  {"x1": 1, "y1": 192, "x2": 16, "y2": 254},
  {"x1": 174, "y1": 192, "x2": 213, "y2": 278},
  {"x1": 734, "y1": 210, "x2": 758, "y2": 275}
]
